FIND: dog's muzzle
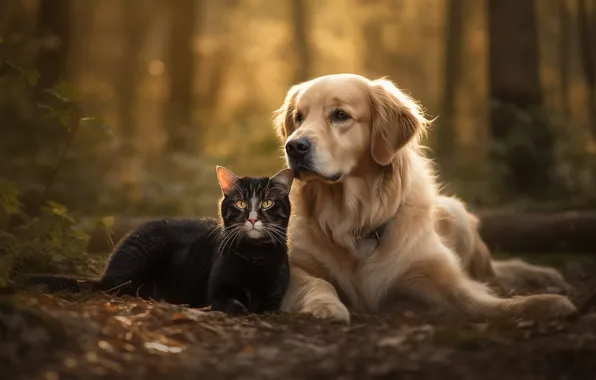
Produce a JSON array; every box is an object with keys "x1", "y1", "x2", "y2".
[
  {"x1": 285, "y1": 137, "x2": 314, "y2": 172},
  {"x1": 285, "y1": 137, "x2": 341, "y2": 182}
]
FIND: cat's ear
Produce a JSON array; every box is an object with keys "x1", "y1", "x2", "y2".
[
  {"x1": 216, "y1": 166, "x2": 239, "y2": 194},
  {"x1": 270, "y1": 168, "x2": 294, "y2": 193}
]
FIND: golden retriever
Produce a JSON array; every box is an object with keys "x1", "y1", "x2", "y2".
[{"x1": 273, "y1": 73, "x2": 576, "y2": 323}]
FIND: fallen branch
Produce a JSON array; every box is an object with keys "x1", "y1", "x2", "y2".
[
  {"x1": 477, "y1": 210, "x2": 596, "y2": 254},
  {"x1": 86, "y1": 211, "x2": 596, "y2": 254}
]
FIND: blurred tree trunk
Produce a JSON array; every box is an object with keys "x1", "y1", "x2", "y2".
[
  {"x1": 35, "y1": 0, "x2": 71, "y2": 89},
  {"x1": 439, "y1": 0, "x2": 464, "y2": 160},
  {"x1": 577, "y1": 0, "x2": 596, "y2": 137},
  {"x1": 165, "y1": 0, "x2": 199, "y2": 153},
  {"x1": 488, "y1": 0, "x2": 555, "y2": 198},
  {"x1": 291, "y1": 0, "x2": 310, "y2": 83},
  {"x1": 558, "y1": 0, "x2": 571, "y2": 117},
  {"x1": 116, "y1": 0, "x2": 147, "y2": 151}
]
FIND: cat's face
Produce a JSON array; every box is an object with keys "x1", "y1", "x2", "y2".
[{"x1": 216, "y1": 166, "x2": 293, "y2": 241}]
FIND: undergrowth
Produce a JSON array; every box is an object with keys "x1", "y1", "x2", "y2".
[{"x1": 0, "y1": 37, "x2": 113, "y2": 290}]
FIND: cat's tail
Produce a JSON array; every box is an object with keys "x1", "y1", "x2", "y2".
[{"x1": 22, "y1": 274, "x2": 100, "y2": 293}]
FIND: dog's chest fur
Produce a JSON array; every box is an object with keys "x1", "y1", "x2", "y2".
[
  {"x1": 320, "y1": 236, "x2": 406, "y2": 312},
  {"x1": 309, "y1": 213, "x2": 403, "y2": 311},
  {"x1": 295, "y1": 177, "x2": 407, "y2": 312}
]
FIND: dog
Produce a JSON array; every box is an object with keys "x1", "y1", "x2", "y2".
[{"x1": 272, "y1": 73, "x2": 576, "y2": 323}]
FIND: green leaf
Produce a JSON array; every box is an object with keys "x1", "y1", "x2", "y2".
[
  {"x1": 37, "y1": 103, "x2": 55, "y2": 112},
  {"x1": 0, "y1": 60, "x2": 38, "y2": 85},
  {"x1": 46, "y1": 200, "x2": 68, "y2": 214},
  {"x1": 70, "y1": 227, "x2": 91, "y2": 242},
  {"x1": 80, "y1": 117, "x2": 113, "y2": 136},
  {"x1": 99, "y1": 216, "x2": 115, "y2": 230},
  {"x1": 58, "y1": 113, "x2": 72, "y2": 130},
  {"x1": 42, "y1": 88, "x2": 71, "y2": 103},
  {"x1": 4, "y1": 60, "x2": 24, "y2": 75},
  {"x1": 46, "y1": 105, "x2": 80, "y2": 131},
  {"x1": 44, "y1": 200, "x2": 76, "y2": 224},
  {"x1": 0, "y1": 180, "x2": 23, "y2": 215},
  {"x1": 0, "y1": 254, "x2": 14, "y2": 279},
  {"x1": 53, "y1": 81, "x2": 80, "y2": 103},
  {"x1": 27, "y1": 69, "x2": 40, "y2": 86}
]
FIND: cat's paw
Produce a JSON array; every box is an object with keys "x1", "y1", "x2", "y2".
[
  {"x1": 300, "y1": 297, "x2": 350, "y2": 323},
  {"x1": 225, "y1": 299, "x2": 249, "y2": 316}
]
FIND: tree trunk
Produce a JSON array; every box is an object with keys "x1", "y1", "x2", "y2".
[
  {"x1": 35, "y1": 0, "x2": 71, "y2": 89},
  {"x1": 291, "y1": 0, "x2": 310, "y2": 83},
  {"x1": 165, "y1": 0, "x2": 198, "y2": 153},
  {"x1": 487, "y1": 0, "x2": 555, "y2": 198},
  {"x1": 439, "y1": 0, "x2": 464, "y2": 161},
  {"x1": 116, "y1": 0, "x2": 149, "y2": 150},
  {"x1": 558, "y1": 0, "x2": 571, "y2": 117},
  {"x1": 577, "y1": 0, "x2": 596, "y2": 137}
]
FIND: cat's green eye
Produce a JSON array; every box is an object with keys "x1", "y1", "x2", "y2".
[
  {"x1": 235, "y1": 200, "x2": 247, "y2": 209},
  {"x1": 261, "y1": 199, "x2": 274, "y2": 209}
]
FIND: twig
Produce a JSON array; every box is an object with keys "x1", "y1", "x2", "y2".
[
  {"x1": 136, "y1": 283, "x2": 146, "y2": 298},
  {"x1": 102, "y1": 280, "x2": 132, "y2": 294},
  {"x1": 105, "y1": 227, "x2": 116, "y2": 251},
  {"x1": 38, "y1": 111, "x2": 81, "y2": 214}
]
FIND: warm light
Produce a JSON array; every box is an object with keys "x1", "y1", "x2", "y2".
[{"x1": 148, "y1": 60, "x2": 165, "y2": 76}]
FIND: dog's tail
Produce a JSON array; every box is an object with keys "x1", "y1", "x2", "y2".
[{"x1": 22, "y1": 274, "x2": 100, "y2": 293}]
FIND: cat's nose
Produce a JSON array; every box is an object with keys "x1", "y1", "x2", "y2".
[
  {"x1": 285, "y1": 137, "x2": 311, "y2": 158},
  {"x1": 248, "y1": 218, "x2": 257, "y2": 225}
]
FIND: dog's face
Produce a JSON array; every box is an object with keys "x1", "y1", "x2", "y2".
[{"x1": 274, "y1": 74, "x2": 427, "y2": 182}]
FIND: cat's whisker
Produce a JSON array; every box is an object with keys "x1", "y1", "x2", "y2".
[
  {"x1": 265, "y1": 231, "x2": 286, "y2": 246},
  {"x1": 265, "y1": 225, "x2": 288, "y2": 236},
  {"x1": 228, "y1": 228, "x2": 244, "y2": 250},
  {"x1": 210, "y1": 223, "x2": 237, "y2": 241},
  {"x1": 231, "y1": 225, "x2": 246, "y2": 245},
  {"x1": 218, "y1": 225, "x2": 244, "y2": 254},
  {"x1": 263, "y1": 227, "x2": 287, "y2": 248}
]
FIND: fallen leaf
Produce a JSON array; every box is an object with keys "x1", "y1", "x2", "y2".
[
  {"x1": 377, "y1": 336, "x2": 406, "y2": 347},
  {"x1": 516, "y1": 320, "x2": 535, "y2": 329},
  {"x1": 98, "y1": 340, "x2": 115, "y2": 353},
  {"x1": 113, "y1": 316, "x2": 133, "y2": 327},
  {"x1": 64, "y1": 357, "x2": 77, "y2": 369},
  {"x1": 145, "y1": 341, "x2": 183, "y2": 353}
]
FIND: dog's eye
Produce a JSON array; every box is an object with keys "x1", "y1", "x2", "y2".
[
  {"x1": 331, "y1": 110, "x2": 351, "y2": 122},
  {"x1": 295, "y1": 112, "x2": 303, "y2": 123}
]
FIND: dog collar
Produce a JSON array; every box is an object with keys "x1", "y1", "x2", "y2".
[{"x1": 357, "y1": 219, "x2": 391, "y2": 242}]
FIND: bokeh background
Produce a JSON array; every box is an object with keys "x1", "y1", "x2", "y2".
[
  {"x1": 1, "y1": 0, "x2": 595, "y2": 219},
  {"x1": 2, "y1": 4, "x2": 596, "y2": 377}
]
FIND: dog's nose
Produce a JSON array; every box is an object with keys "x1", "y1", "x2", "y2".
[{"x1": 285, "y1": 137, "x2": 311, "y2": 158}]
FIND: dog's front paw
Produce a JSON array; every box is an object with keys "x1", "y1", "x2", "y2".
[
  {"x1": 514, "y1": 294, "x2": 578, "y2": 320},
  {"x1": 300, "y1": 298, "x2": 350, "y2": 323}
]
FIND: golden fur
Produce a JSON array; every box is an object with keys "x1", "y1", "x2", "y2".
[{"x1": 273, "y1": 73, "x2": 575, "y2": 323}]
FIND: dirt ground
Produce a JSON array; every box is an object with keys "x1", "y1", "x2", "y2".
[{"x1": 2, "y1": 256, "x2": 596, "y2": 380}]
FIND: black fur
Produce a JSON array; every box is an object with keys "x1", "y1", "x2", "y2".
[{"x1": 26, "y1": 168, "x2": 293, "y2": 316}]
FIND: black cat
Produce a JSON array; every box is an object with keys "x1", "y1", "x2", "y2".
[{"x1": 26, "y1": 166, "x2": 294, "y2": 316}]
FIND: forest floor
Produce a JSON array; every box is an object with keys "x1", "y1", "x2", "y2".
[{"x1": 3, "y1": 254, "x2": 596, "y2": 380}]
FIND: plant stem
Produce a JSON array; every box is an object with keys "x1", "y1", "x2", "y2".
[{"x1": 39, "y1": 115, "x2": 81, "y2": 213}]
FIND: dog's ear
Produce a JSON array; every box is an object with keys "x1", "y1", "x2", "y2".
[
  {"x1": 369, "y1": 78, "x2": 428, "y2": 166},
  {"x1": 273, "y1": 83, "x2": 303, "y2": 143}
]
